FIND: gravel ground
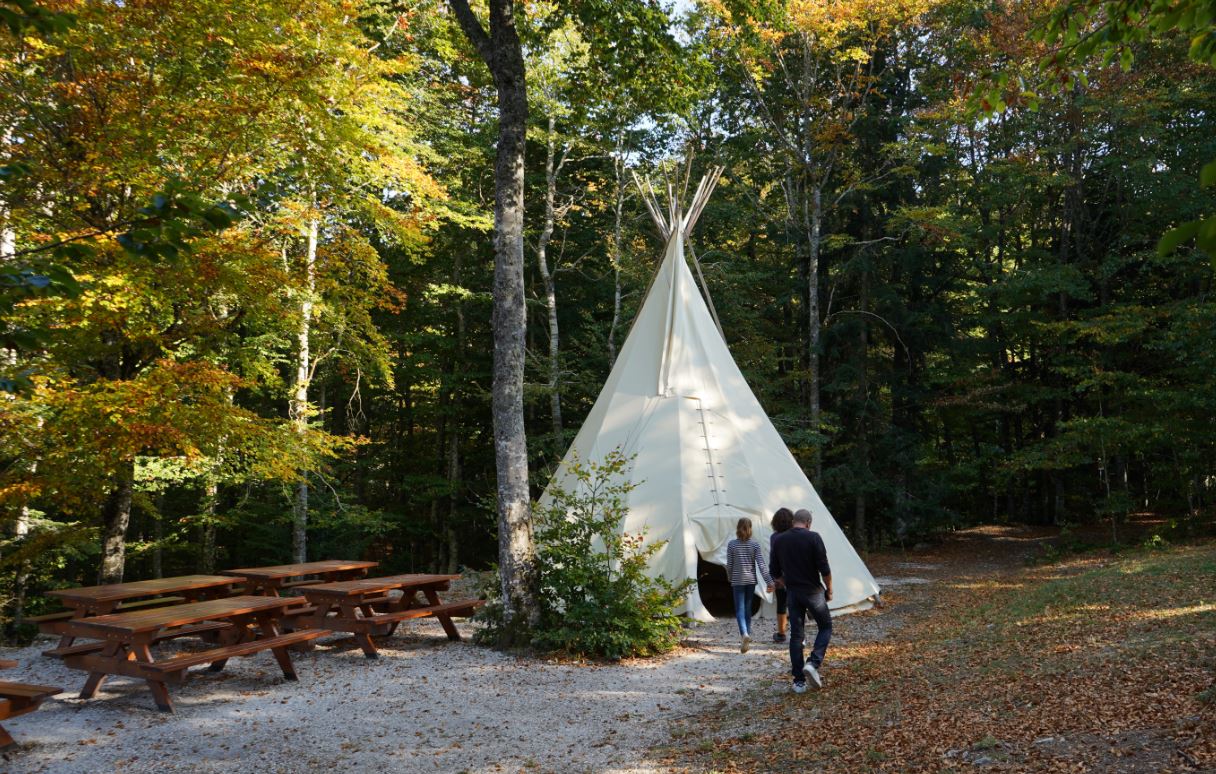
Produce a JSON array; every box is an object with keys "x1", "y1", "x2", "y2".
[
  {"x1": 0, "y1": 555, "x2": 953, "y2": 774},
  {"x1": 0, "y1": 612, "x2": 815, "y2": 774}
]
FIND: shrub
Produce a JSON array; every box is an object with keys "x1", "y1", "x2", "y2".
[{"x1": 475, "y1": 450, "x2": 690, "y2": 659}]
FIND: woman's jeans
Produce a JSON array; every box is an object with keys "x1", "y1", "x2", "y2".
[{"x1": 732, "y1": 584, "x2": 754, "y2": 636}]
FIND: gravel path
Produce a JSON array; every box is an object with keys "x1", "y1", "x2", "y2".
[
  {"x1": 0, "y1": 613, "x2": 809, "y2": 774},
  {"x1": 0, "y1": 547, "x2": 976, "y2": 774}
]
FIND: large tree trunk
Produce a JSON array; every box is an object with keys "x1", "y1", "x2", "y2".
[
  {"x1": 536, "y1": 115, "x2": 563, "y2": 444},
  {"x1": 448, "y1": 0, "x2": 538, "y2": 639},
  {"x1": 98, "y1": 460, "x2": 135, "y2": 584},
  {"x1": 290, "y1": 217, "x2": 318, "y2": 564}
]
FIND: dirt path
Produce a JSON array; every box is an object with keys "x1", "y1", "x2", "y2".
[{"x1": 0, "y1": 528, "x2": 1049, "y2": 774}]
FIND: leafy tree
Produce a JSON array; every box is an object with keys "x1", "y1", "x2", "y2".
[{"x1": 476, "y1": 450, "x2": 689, "y2": 659}]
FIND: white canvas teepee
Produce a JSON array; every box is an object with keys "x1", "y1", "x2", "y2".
[{"x1": 540, "y1": 168, "x2": 881, "y2": 621}]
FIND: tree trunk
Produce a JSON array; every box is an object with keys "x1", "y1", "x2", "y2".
[
  {"x1": 854, "y1": 265, "x2": 869, "y2": 549},
  {"x1": 446, "y1": 251, "x2": 465, "y2": 575},
  {"x1": 290, "y1": 217, "x2": 318, "y2": 564},
  {"x1": 98, "y1": 461, "x2": 135, "y2": 584},
  {"x1": 607, "y1": 134, "x2": 626, "y2": 365},
  {"x1": 151, "y1": 502, "x2": 164, "y2": 580},
  {"x1": 806, "y1": 183, "x2": 824, "y2": 482},
  {"x1": 536, "y1": 115, "x2": 562, "y2": 444},
  {"x1": 200, "y1": 475, "x2": 218, "y2": 573},
  {"x1": 448, "y1": 0, "x2": 538, "y2": 639}
]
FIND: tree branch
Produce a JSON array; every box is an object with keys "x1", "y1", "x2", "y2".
[{"x1": 446, "y1": 0, "x2": 494, "y2": 67}]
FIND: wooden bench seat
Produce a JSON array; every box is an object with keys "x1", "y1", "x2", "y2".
[
  {"x1": 363, "y1": 599, "x2": 483, "y2": 626},
  {"x1": 0, "y1": 678, "x2": 60, "y2": 748},
  {"x1": 42, "y1": 621, "x2": 232, "y2": 658},
  {"x1": 140, "y1": 630, "x2": 327, "y2": 677}
]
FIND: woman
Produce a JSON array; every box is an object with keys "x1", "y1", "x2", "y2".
[
  {"x1": 726, "y1": 516, "x2": 774, "y2": 653},
  {"x1": 769, "y1": 507, "x2": 794, "y2": 643}
]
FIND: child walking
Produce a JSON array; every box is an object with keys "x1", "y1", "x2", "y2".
[{"x1": 726, "y1": 517, "x2": 774, "y2": 653}]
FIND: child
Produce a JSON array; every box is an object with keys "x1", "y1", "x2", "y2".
[
  {"x1": 726, "y1": 516, "x2": 774, "y2": 653},
  {"x1": 769, "y1": 507, "x2": 794, "y2": 642}
]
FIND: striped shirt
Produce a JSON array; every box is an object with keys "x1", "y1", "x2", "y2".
[{"x1": 726, "y1": 538, "x2": 774, "y2": 587}]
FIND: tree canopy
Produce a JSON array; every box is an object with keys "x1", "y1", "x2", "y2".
[{"x1": 0, "y1": 0, "x2": 1211, "y2": 630}]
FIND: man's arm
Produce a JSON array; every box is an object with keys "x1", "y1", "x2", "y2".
[{"x1": 814, "y1": 532, "x2": 832, "y2": 600}]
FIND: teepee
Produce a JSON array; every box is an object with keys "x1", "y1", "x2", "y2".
[{"x1": 539, "y1": 168, "x2": 881, "y2": 621}]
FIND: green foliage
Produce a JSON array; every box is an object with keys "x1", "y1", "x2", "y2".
[
  {"x1": 0, "y1": 0, "x2": 73, "y2": 36},
  {"x1": 476, "y1": 451, "x2": 690, "y2": 659}
]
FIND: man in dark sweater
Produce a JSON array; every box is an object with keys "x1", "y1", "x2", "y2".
[{"x1": 769, "y1": 508, "x2": 833, "y2": 693}]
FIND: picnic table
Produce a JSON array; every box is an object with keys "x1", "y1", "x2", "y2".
[
  {"x1": 37, "y1": 575, "x2": 246, "y2": 657},
  {"x1": 61, "y1": 596, "x2": 324, "y2": 712},
  {"x1": 222, "y1": 559, "x2": 378, "y2": 596},
  {"x1": 298, "y1": 574, "x2": 483, "y2": 658},
  {"x1": 0, "y1": 660, "x2": 60, "y2": 748}
]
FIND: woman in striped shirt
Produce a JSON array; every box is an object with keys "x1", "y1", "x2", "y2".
[{"x1": 726, "y1": 517, "x2": 774, "y2": 653}]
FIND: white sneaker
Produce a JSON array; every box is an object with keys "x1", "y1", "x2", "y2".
[
  {"x1": 792, "y1": 681, "x2": 807, "y2": 694},
  {"x1": 803, "y1": 663, "x2": 823, "y2": 689},
  {"x1": 740, "y1": 634, "x2": 751, "y2": 653}
]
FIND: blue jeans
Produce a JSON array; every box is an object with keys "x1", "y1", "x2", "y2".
[
  {"x1": 788, "y1": 585, "x2": 832, "y2": 679},
  {"x1": 731, "y1": 584, "x2": 754, "y2": 636}
]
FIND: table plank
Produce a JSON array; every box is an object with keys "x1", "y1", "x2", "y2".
[
  {"x1": 300, "y1": 574, "x2": 458, "y2": 599},
  {"x1": 46, "y1": 575, "x2": 242, "y2": 605},
  {"x1": 67, "y1": 596, "x2": 300, "y2": 636},
  {"x1": 221, "y1": 560, "x2": 377, "y2": 580}
]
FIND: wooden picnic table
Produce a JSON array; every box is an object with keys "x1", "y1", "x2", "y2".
[
  {"x1": 38, "y1": 575, "x2": 246, "y2": 656},
  {"x1": 0, "y1": 660, "x2": 60, "y2": 748},
  {"x1": 61, "y1": 596, "x2": 324, "y2": 713},
  {"x1": 299, "y1": 574, "x2": 483, "y2": 658},
  {"x1": 222, "y1": 559, "x2": 378, "y2": 596}
]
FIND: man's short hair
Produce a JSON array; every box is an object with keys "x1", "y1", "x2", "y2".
[{"x1": 793, "y1": 508, "x2": 813, "y2": 525}]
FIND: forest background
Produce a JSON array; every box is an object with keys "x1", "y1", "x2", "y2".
[{"x1": 1, "y1": 0, "x2": 1213, "y2": 634}]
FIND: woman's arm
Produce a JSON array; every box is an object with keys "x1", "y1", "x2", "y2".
[{"x1": 755, "y1": 541, "x2": 774, "y2": 586}]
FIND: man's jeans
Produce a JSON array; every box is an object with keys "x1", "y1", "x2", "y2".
[
  {"x1": 787, "y1": 585, "x2": 832, "y2": 679},
  {"x1": 731, "y1": 584, "x2": 754, "y2": 636}
]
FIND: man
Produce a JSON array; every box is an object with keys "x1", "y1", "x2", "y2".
[{"x1": 769, "y1": 508, "x2": 832, "y2": 693}]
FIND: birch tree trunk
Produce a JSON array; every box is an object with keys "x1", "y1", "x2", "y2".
[
  {"x1": 290, "y1": 217, "x2": 318, "y2": 564},
  {"x1": 448, "y1": 0, "x2": 538, "y2": 639},
  {"x1": 607, "y1": 137, "x2": 626, "y2": 365},
  {"x1": 3, "y1": 180, "x2": 32, "y2": 620},
  {"x1": 805, "y1": 183, "x2": 824, "y2": 482},
  {"x1": 535, "y1": 115, "x2": 562, "y2": 443}
]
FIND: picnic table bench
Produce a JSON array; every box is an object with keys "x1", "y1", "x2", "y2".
[
  {"x1": 61, "y1": 596, "x2": 324, "y2": 712},
  {"x1": 35, "y1": 574, "x2": 247, "y2": 657},
  {"x1": 222, "y1": 560, "x2": 378, "y2": 596},
  {"x1": 299, "y1": 574, "x2": 482, "y2": 658},
  {"x1": 0, "y1": 660, "x2": 60, "y2": 748}
]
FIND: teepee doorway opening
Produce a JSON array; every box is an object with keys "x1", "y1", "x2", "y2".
[{"x1": 696, "y1": 556, "x2": 760, "y2": 618}]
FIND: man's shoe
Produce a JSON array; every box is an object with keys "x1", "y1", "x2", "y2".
[
  {"x1": 803, "y1": 663, "x2": 823, "y2": 689},
  {"x1": 772, "y1": 631, "x2": 787, "y2": 643},
  {"x1": 741, "y1": 634, "x2": 751, "y2": 653},
  {"x1": 792, "y1": 681, "x2": 807, "y2": 694}
]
